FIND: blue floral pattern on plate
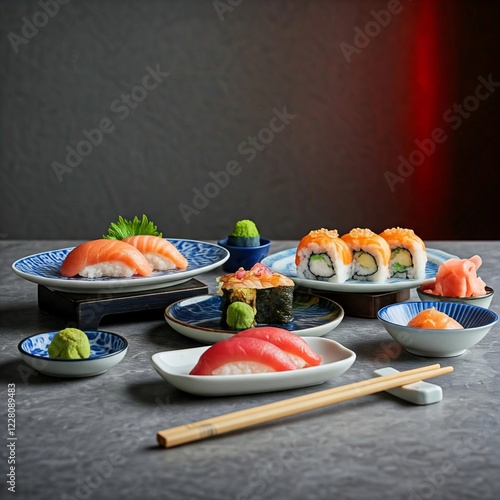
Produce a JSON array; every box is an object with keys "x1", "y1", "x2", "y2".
[
  {"x1": 19, "y1": 331, "x2": 127, "y2": 359},
  {"x1": 262, "y1": 247, "x2": 457, "y2": 293},
  {"x1": 12, "y1": 239, "x2": 229, "y2": 293},
  {"x1": 164, "y1": 292, "x2": 344, "y2": 344},
  {"x1": 18, "y1": 330, "x2": 129, "y2": 377}
]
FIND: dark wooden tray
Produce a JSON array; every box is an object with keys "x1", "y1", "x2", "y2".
[
  {"x1": 38, "y1": 278, "x2": 209, "y2": 329},
  {"x1": 296, "y1": 286, "x2": 410, "y2": 318}
]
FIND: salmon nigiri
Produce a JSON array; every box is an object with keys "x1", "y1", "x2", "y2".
[
  {"x1": 122, "y1": 235, "x2": 188, "y2": 271},
  {"x1": 235, "y1": 327, "x2": 322, "y2": 368},
  {"x1": 189, "y1": 336, "x2": 299, "y2": 376},
  {"x1": 60, "y1": 239, "x2": 152, "y2": 278},
  {"x1": 407, "y1": 307, "x2": 463, "y2": 330}
]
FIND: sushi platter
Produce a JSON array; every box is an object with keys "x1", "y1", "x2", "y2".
[
  {"x1": 164, "y1": 291, "x2": 344, "y2": 343},
  {"x1": 262, "y1": 247, "x2": 457, "y2": 293},
  {"x1": 11, "y1": 239, "x2": 229, "y2": 294}
]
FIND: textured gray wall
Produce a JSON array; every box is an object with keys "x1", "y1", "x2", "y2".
[{"x1": 1, "y1": 0, "x2": 499, "y2": 241}]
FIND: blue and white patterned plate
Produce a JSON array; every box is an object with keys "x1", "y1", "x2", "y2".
[
  {"x1": 164, "y1": 291, "x2": 344, "y2": 344},
  {"x1": 262, "y1": 247, "x2": 457, "y2": 294},
  {"x1": 18, "y1": 330, "x2": 128, "y2": 377},
  {"x1": 11, "y1": 239, "x2": 229, "y2": 293}
]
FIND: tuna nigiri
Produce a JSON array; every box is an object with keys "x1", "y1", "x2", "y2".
[
  {"x1": 189, "y1": 336, "x2": 299, "y2": 376},
  {"x1": 423, "y1": 255, "x2": 487, "y2": 297},
  {"x1": 235, "y1": 327, "x2": 322, "y2": 368},
  {"x1": 122, "y1": 235, "x2": 188, "y2": 271},
  {"x1": 407, "y1": 307, "x2": 463, "y2": 330},
  {"x1": 60, "y1": 239, "x2": 152, "y2": 278}
]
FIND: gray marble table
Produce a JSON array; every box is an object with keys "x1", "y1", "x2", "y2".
[{"x1": 1, "y1": 240, "x2": 499, "y2": 500}]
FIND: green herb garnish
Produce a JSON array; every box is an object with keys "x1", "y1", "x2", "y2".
[{"x1": 103, "y1": 214, "x2": 162, "y2": 240}]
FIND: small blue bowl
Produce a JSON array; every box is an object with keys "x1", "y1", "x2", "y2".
[
  {"x1": 377, "y1": 301, "x2": 498, "y2": 357},
  {"x1": 18, "y1": 330, "x2": 128, "y2": 378},
  {"x1": 217, "y1": 237, "x2": 271, "y2": 273}
]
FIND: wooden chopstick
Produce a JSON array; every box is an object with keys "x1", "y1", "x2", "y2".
[{"x1": 157, "y1": 363, "x2": 452, "y2": 448}]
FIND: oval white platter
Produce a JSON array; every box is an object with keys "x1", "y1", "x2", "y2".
[
  {"x1": 151, "y1": 337, "x2": 356, "y2": 396},
  {"x1": 164, "y1": 291, "x2": 344, "y2": 344},
  {"x1": 262, "y1": 247, "x2": 457, "y2": 293},
  {"x1": 11, "y1": 239, "x2": 229, "y2": 293}
]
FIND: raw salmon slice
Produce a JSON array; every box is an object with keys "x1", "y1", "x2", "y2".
[
  {"x1": 60, "y1": 239, "x2": 152, "y2": 278},
  {"x1": 407, "y1": 307, "x2": 463, "y2": 330},
  {"x1": 122, "y1": 235, "x2": 188, "y2": 270}
]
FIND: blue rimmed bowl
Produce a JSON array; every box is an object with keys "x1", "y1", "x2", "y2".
[
  {"x1": 217, "y1": 237, "x2": 271, "y2": 273},
  {"x1": 377, "y1": 301, "x2": 498, "y2": 357},
  {"x1": 18, "y1": 330, "x2": 128, "y2": 377},
  {"x1": 416, "y1": 285, "x2": 494, "y2": 309}
]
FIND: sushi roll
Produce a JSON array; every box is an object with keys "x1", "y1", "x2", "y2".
[
  {"x1": 60, "y1": 239, "x2": 152, "y2": 278},
  {"x1": 218, "y1": 263, "x2": 295, "y2": 325},
  {"x1": 379, "y1": 227, "x2": 427, "y2": 279},
  {"x1": 295, "y1": 228, "x2": 352, "y2": 283},
  {"x1": 341, "y1": 228, "x2": 391, "y2": 282},
  {"x1": 122, "y1": 235, "x2": 188, "y2": 271}
]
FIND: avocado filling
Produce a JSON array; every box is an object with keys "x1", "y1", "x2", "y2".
[
  {"x1": 308, "y1": 253, "x2": 335, "y2": 279},
  {"x1": 391, "y1": 248, "x2": 413, "y2": 276},
  {"x1": 352, "y1": 251, "x2": 377, "y2": 277}
]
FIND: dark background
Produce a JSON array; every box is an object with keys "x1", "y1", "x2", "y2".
[{"x1": 1, "y1": 0, "x2": 499, "y2": 241}]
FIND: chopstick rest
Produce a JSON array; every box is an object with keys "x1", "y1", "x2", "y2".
[{"x1": 373, "y1": 367, "x2": 443, "y2": 405}]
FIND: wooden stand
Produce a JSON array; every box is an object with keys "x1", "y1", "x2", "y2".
[
  {"x1": 297, "y1": 287, "x2": 410, "y2": 318},
  {"x1": 38, "y1": 279, "x2": 209, "y2": 329}
]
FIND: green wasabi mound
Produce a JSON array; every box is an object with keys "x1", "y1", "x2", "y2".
[
  {"x1": 226, "y1": 302, "x2": 256, "y2": 330},
  {"x1": 48, "y1": 328, "x2": 91, "y2": 359},
  {"x1": 227, "y1": 220, "x2": 260, "y2": 247}
]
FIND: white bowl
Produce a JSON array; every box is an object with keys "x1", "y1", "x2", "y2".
[
  {"x1": 18, "y1": 330, "x2": 128, "y2": 377},
  {"x1": 417, "y1": 285, "x2": 494, "y2": 309},
  {"x1": 377, "y1": 301, "x2": 498, "y2": 357}
]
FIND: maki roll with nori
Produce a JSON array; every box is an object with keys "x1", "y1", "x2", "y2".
[
  {"x1": 379, "y1": 227, "x2": 427, "y2": 279},
  {"x1": 218, "y1": 263, "x2": 295, "y2": 325},
  {"x1": 341, "y1": 228, "x2": 391, "y2": 282},
  {"x1": 227, "y1": 219, "x2": 260, "y2": 247},
  {"x1": 295, "y1": 228, "x2": 352, "y2": 283}
]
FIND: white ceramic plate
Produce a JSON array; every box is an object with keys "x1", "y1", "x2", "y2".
[
  {"x1": 11, "y1": 239, "x2": 229, "y2": 293},
  {"x1": 164, "y1": 292, "x2": 344, "y2": 344},
  {"x1": 151, "y1": 337, "x2": 356, "y2": 396},
  {"x1": 262, "y1": 247, "x2": 456, "y2": 293}
]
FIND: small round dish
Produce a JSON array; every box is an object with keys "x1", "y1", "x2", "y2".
[
  {"x1": 416, "y1": 285, "x2": 494, "y2": 309},
  {"x1": 217, "y1": 237, "x2": 271, "y2": 273},
  {"x1": 164, "y1": 291, "x2": 344, "y2": 344},
  {"x1": 377, "y1": 301, "x2": 498, "y2": 357},
  {"x1": 18, "y1": 330, "x2": 128, "y2": 378}
]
